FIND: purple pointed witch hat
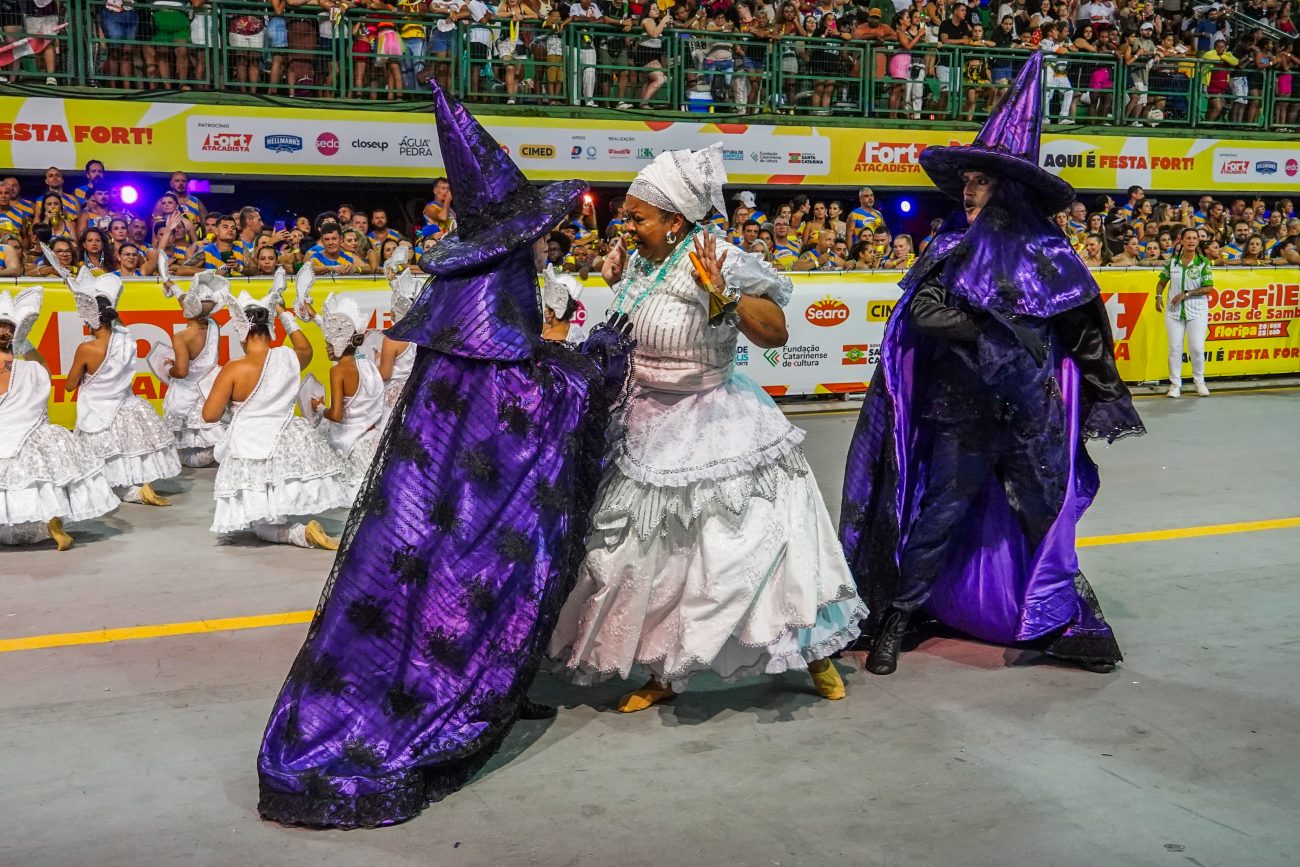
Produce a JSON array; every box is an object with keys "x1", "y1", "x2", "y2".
[
  {"x1": 918, "y1": 52, "x2": 1074, "y2": 213},
  {"x1": 388, "y1": 80, "x2": 587, "y2": 361}
]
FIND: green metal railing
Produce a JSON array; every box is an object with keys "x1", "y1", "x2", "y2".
[{"x1": 8, "y1": 3, "x2": 1299, "y2": 134}]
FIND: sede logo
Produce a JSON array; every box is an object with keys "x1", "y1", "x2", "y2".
[
  {"x1": 866, "y1": 300, "x2": 895, "y2": 322},
  {"x1": 805, "y1": 296, "x2": 849, "y2": 326},
  {"x1": 855, "y1": 142, "x2": 924, "y2": 173},
  {"x1": 315, "y1": 133, "x2": 340, "y2": 156},
  {"x1": 201, "y1": 133, "x2": 252, "y2": 153},
  {"x1": 521, "y1": 144, "x2": 555, "y2": 158},
  {"x1": 1287, "y1": 159, "x2": 1300, "y2": 177}
]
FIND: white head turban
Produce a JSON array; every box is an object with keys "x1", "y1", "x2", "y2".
[{"x1": 627, "y1": 143, "x2": 727, "y2": 224}]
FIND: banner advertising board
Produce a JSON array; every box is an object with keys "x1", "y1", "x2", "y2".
[
  {"x1": 21, "y1": 267, "x2": 1299, "y2": 428},
  {"x1": 2, "y1": 95, "x2": 1298, "y2": 192}
]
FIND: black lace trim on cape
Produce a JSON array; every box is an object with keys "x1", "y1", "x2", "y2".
[{"x1": 258, "y1": 341, "x2": 617, "y2": 830}]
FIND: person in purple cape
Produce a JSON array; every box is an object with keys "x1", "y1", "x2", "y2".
[
  {"x1": 256, "y1": 82, "x2": 625, "y2": 829},
  {"x1": 839, "y1": 53, "x2": 1146, "y2": 677}
]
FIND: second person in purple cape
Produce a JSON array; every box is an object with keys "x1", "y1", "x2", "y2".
[
  {"x1": 548, "y1": 145, "x2": 868, "y2": 712},
  {"x1": 840, "y1": 53, "x2": 1145, "y2": 677}
]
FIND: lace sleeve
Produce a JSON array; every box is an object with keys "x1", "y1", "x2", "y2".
[{"x1": 719, "y1": 240, "x2": 795, "y2": 308}]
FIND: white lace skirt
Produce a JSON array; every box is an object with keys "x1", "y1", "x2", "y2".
[
  {"x1": 164, "y1": 409, "x2": 226, "y2": 452},
  {"x1": 340, "y1": 428, "x2": 380, "y2": 501},
  {"x1": 549, "y1": 446, "x2": 867, "y2": 691},
  {"x1": 211, "y1": 417, "x2": 352, "y2": 533},
  {"x1": 0, "y1": 424, "x2": 120, "y2": 525},
  {"x1": 77, "y1": 397, "x2": 182, "y2": 489}
]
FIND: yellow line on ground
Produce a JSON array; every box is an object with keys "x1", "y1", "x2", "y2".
[
  {"x1": 0, "y1": 610, "x2": 313, "y2": 654},
  {"x1": 1076, "y1": 516, "x2": 1300, "y2": 548},
  {"x1": 3, "y1": 517, "x2": 1298, "y2": 654}
]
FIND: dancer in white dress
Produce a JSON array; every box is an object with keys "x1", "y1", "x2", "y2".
[
  {"x1": 0, "y1": 288, "x2": 119, "y2": 549},
  {"x1": 549, "y1": 145, "x2": 867, "y2": 711},
  {"x1": 315, "y1": 293, "x2": 384, "y2": 500},
  {"x1": 202, "y1": 288, "x2": 350, "y2": 549},
  {"x1": 160, "y1": 265, "x2": 230, "y2": 467},
  {"x1": 540, "y1": 265, "x2": 587, "y2": 346},
  {"x1": 377, "y1": 246, "x2": 420, "y2": 425},
  {"x1": 62, "y1": 265, "x2": 181, "y2": 507}
]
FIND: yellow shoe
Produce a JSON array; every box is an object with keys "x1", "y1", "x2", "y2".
[
  {"x1": 808, "y1": 658, "x2": 846, "y2": 701},
  {"x1": 138, "y1": 483, "x2": 171, "y2": 507},
  {"x1": 616, "y1": 681, "x2": 675, "y2": 713},
  {"x1": 304, "y1": 520, "x2": 340, "y2": 551},
  {"x1": 47, "y1": 518, "x2": 74, "y2": 551}
]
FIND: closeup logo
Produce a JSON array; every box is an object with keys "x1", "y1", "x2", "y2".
[
  {"x1": 1287, "y1": 159, "x2": 1299, "y2": 177},
  {"x1": 1220, "y1": 160, "x2": 1249, "y2": 175},
  {"x1": 866, "y1": 300, "x2": 896, "y2": 322},
  {"x1": 521, "y1": 144, "x2": 556, "y2": 158},
  {"x1": 763, "y1": 348, "x2": 781, "y2": 367},
  {"x1": 805, "y1": 296, "x2": 849, "y2": 327},
  {"x1": 842, "y1": 344, "x2": 869, "y2": 365},
  {"x1": 1255, "y1": 160, "x2": 1278, "y2": 175},
  {"x1": 854, "y1": 142, "x2": 924, "y2": 173},
  {"x1": 201, "y1": 133, "x2": 252, "y2": 153},
  {"x1": 570, "y1": 145, "x2": 583, "y2": 158},
  {"x1": 352, "y1": 138, "x2": 388, "y2": 151},
  {"x1": 315, "y1": 132, "x2": 340, "y2": 156},
  {"x1": 264, "y1": 134, "x2": 302, "y2": 153}
]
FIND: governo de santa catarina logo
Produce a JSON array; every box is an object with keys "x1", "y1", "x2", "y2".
[{"x1": 805, "y1": 295, "x2": 849, "y2": 326}]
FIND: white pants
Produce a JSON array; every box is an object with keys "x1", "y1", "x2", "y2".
[
  {"x1": 1047, "y1": 73, "x2": 1073, "y2": 118},
  {"x1": 1165, "y1": 313, "x2": 1208, "y2": 387},
  {"x1": 0, "y1": 521, "x2": 50, "y2": 545},
  {"x1": 253, "y1": 521, "x2": 311, "y2": 548},
  {"x1": 571, "y1": 45, "x2": 596, "y2": 101}
]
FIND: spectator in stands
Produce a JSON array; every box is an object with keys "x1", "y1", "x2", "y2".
[
  {"x1": 76, "y1": 185, "x2": 113, "y2": 235},
  {"x1": 800, "y1": 201, "x2": 838, "y2": 248},
  {"x1": 882, "y1": 234, "x2": 915, "y2": 269},
  {"x1": 27, "y1": 235, "x2": 74, "y2": 277},
  {"x1": 342, "y1": 227, "x2": 377, "y2": 273},
  {"x1": 113, "y1": 243, "x2": 147, "y2": 277},
  {"x1": 1142, "y1": 240, "x2": 1165, "y2": 263},
  {"x1": 71, "y1": 160, "x2": 105, "y2": 211},
  {"x1": 247, "y1": 244, "x2": 283, "y2": 276},
  {"x1": 36, "y1": 192, "x2": 74, "y2": 241},
  {"x1": 1124, "y1": 22, "x2": 1159, "y2": 123},
  {"x1": 960, "y1": 22, "x2": 996, "y2": 120},
  {"x1": 936, "y1": 1, "x2": 973, "y2": 116},
  {"x1": 889, "y1": 8, "x2": 926, "y2": 119},
  {"x1": 369, "y1": 208, "x2": 403, "y2": 244},
  {"x1": 0, "y1": 231, "x2": 20, "y2": 278},
  {"x1": 793, "y1": 229, "x2": 844, "y2": 270},
  {"x1": 847, "y1": 186, "x2": 884, "y2": 246},
  {"x1": 42, "y1": 167, "x2": 78, "y2": 216},
  {"x1": 1202, "y1": 36, "x2": 1239, "y2": 121},
  {"x1": 22, "y1": 0, "x2": 62, "y2": 83},
  {"x1": 1040, "y1": 21, "x2": 1075, "y2": 122},
  {"x1": 1223, "y1": 219, "x2": 1253, "y2": 259},
  {"x1": 844, "y1": 239, "x2": 882, "y2": 270},
  {"x1": 229, "y1": 7, "x2": 267, "y2": 93},
  {"x1": 77, "y1": 227, "x2": 115, "y2": 274},
  {"x1": 1276, "y1": 237, "x2": 1300, "y2": 265},
  {"x1": 1080, "y1": 232, "x2": 1108, "y2": 266},
  {"x1": 307, "y1": 221, "x2": 361, "y2": 274},
  {"x1": 423, "y1": 176, "x2": 454, "y2": 234},
  {"x1": 180, "y1": 213, "x2": 239, "y2": 273},
  {"x1": 1233, "y1": 235, "x2": 1270, "y2": 266}
]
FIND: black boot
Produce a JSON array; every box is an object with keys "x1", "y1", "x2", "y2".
[
  {"x1": 865, "y1": 608, "x2": 910, "y2": 675},
  {"x1": 517, "y1": 699, "x2": 558, "y2": 720}
]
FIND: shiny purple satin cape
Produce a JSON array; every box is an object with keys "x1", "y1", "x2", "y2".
[
  {"x1": 257, "y1": 251, "x2": 612, "y2": 829},
  {"x1": 840, "y1": 216, "x2": 1139, "y2": 658}
]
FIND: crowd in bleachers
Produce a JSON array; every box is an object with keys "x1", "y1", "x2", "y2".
[
  {"x1": 1, "y1": 160, "x2": 1295, "y2": 280},
  {"x1": 0, "y1": 0, "x2": 1296, "y2": 127}
]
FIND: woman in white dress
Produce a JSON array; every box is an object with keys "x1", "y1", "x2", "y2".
[
  {"x1": 315, "y1": 293, "x2": 384, "y2": 501},
  {"x1": 540, "y1": 265, "x2": 588, "y2": 346},
  {"x1": 0, "y1": 288, "x2": 120, "y2": 550},
  {"x1": 549, "y1": 145, "x2": 867, "y2": 712},
  {"x1": 377, "y1": 247, "x2": 420, "y2": 426},
  {"x1": 202, "y1": 289, "x2": 351, "y2": 549},
  {"x1": 160, "y1": 268, "x2": 230, "y2": 467},
  {"x1": 63, "y1": 269, "x2": 181, "y2": 507}
]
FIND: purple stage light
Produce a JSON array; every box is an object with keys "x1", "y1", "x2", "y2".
[{"x1": 120, "y1": 185, "x2": 139, "y2": 205}]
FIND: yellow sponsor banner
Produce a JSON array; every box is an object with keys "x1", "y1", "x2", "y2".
[
  {"x1": 1, "y1": 95, "x2": 1297, "y2": 191},
  {"x1": 1095, "y1": 267, "x2": 1300, "y2": 381},
  {"x1": 24, "y1": 267, "x2": 1298, "y2": 428}
]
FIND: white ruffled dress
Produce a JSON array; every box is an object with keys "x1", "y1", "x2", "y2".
[
  {"x1": 211, "y1": 346, "x2": 352, "y2": 533},
  {"x1": 549, "y1": 238, "x2": 867, "y2": 691},
  {"x1": 161, "y1": 323, "x2": 227, "y2": 462},
  {"x1": 74, "y1": 326, "x2": 182, "y2": 490},
  {"x1": 1, "y1": 360, "x2": 120, "y2": 536},
  {"x1": 321, "y1": 354, "x2": 384, "y2": 500}
]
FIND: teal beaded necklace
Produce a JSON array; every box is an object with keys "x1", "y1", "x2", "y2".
[{"x1": 609, "y1": 226, "x2": 700, "y2": 318}]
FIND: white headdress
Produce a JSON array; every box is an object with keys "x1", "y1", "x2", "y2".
[
  {"x1": 541, "y1": 265, "x2": 583, "y2": 319},
  {"x1": 383, "y1": 245, "x2": 422, "y2": 323},
  {"x1": 43, "y1": 243, "x2": 125, "y2": 330},
  {"x1": 627, "y1": 143, "x2": 727, "y2": 223},
  {"x1": 220, "y1": 283, "x2": 285, "y2": 343},
  {"x1": 292, "y1": 261, "x2": 317, "y2": 322},
  {"x1": 0, "y1": 286, "x2": 42, "y2": 350},
  {"x1": 319, "y1": 293, "x2": 368, "y2": 356},
  {"x1": 161, "y1": 257, "x2": 230, "y2": 320}
]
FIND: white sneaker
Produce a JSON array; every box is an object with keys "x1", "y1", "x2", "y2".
[
  {"x1": 1166, "y1": 385, "x2": 1181, "y2": 398},
  {"x1": 1195, "y1": 382, "x2": 1210, "y2": 397}
]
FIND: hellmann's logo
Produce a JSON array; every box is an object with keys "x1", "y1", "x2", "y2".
[{"x1": 805, "y1": 295, "x2": 849, "y2": 326}]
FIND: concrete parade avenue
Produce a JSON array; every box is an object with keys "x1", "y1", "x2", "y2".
[{"x1": 2, "y1": 387, "x2": 1298, "y2": 867}]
